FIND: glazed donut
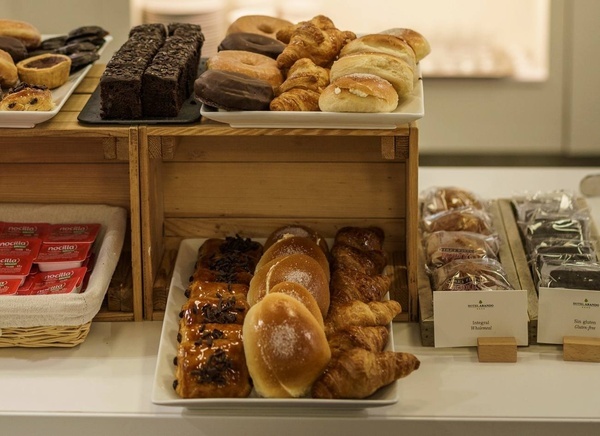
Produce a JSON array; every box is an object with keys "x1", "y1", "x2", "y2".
[
  {"x1": 379, "y1": 28, "x2": 431, "y2": 62},
  {"x1": 330, "y1": 52, "x2": 414, "y2": 98},
  {"x1": 226, "y1": 15, "x2": 292, "y2": 39},
  {"x1": 0, "y1": 19, "x2": 42, "y2": 50},
  {"x1": 0, "y1": 49, "x2": 19, "y2": 88},
  {"x1": 339, "y1": 34, "x2": 417, "y2": 74},
  {"x1": 207, "y1": 50, "x2": 283, "y2": 91},
  {"x1": 194, "y1": 69, "x2": 273, "y2": 111},
  {"x1": 218, "y1": 32, "x2": 286, "y2": 60},
  {"x1": 319, "y1": 73, "x2": 399, "y2": 113}
]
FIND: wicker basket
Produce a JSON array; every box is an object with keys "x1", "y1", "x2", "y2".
[
  {"x1": 0, "y1": 322, "x2": 92, "y2": 348},
  {"x1": 0, "y1": 204, "x2": 126, "y2": 348}
]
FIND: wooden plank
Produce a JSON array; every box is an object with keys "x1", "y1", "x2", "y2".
[
  {"x1": 477, "y1": 337, "x2": 518, "y2": 362},
  {"x1": 405, "y1": 123, "x2": 420, "y2": 321},
  {"x1": 127, "y1": 126, "x2": 144, "y2": 321}
]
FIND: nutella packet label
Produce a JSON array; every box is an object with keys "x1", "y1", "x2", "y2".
[
  {"x1": 0, "y1": 237, "x2": 42, "y2": 257},
  {"x1": 29, "y1": 276, "x2": 80, "y2": 295},
  {"x1": 0, "y1": 278, "x2": 21, "y2": 295},
  {"x1": 0, "y1": 253, "x2": 34, "y2": 275},
  {"x1": 0, "y1": 222, "x2": 49, "y2": 239},
  {"x1": 35, "y1": 242, "x2": 91, "y2": 263},
  {"x1": 44, "y1": 223, "x2": 101, "y2": 244}
]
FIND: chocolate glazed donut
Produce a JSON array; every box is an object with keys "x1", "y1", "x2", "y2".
[
  {"x1": 194, "y1": 69, "x2": 274, "y2": 111},
  {"x1": 218, "y1": 32, "x2": 285, "y2": 60}
]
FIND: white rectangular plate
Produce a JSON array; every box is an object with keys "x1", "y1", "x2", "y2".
[
  {"x1": 0, "y1": 35, "x2": 112, "y2": 129},
  {"x1": 151, "y1": 238, "x2": 398, "y2": 409},
  {"x1": 200, "y1": 71, "x2": 424, "y2": 130}
]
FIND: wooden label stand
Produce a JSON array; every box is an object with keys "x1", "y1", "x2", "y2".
[
  {"x1": 477, "y1": 337, "x2": 518, "y2": 363},
  {"x1": 563, "y1": 336, "x2": 600, "y2": 362}
]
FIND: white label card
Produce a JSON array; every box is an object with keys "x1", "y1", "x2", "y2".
[
  {"x1": 537, "y1": 287, "x2": 600, "y2": 344},
  {"x1": 433, "y1": 289, "x2": 529, "y2": 348}
]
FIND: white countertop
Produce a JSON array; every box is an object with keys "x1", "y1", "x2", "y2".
[{"x1": 2, "y1": 166, "x2": 600, "y2": 436}]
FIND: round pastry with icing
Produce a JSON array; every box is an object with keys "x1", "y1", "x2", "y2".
[
  {"x1": 194, "y1": 69, "x2": 274, "y2": 111},
  {"x1": 0, "y1": 19, "x2": 42, "y2": 50},
  {"x1": 226, "y1": 15, "x2": 292, "y2": 40},
  {"x1": 218, "y1": 32, "x2": 286, "y2": 60},
  {"x1": 207, "y1": 50, "x2": 283, "y2": 91}
]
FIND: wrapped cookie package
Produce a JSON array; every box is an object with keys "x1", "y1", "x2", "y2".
[
  {"x1": 511, "y1": 190, "x2": 600, "y2": 291},
  {"x1": 419, "y1": 186, "x2": 512, "y2": 292}
]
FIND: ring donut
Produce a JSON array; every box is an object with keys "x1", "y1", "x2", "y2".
[
  {"x1": 207, "y1": 50, "x2": 283, "y2": 91},
  {"x1": 218, "y1": 32, "x2": 286, "y2": 60},
  {"x1": 226, "y1": 15, "x2": 292, "y2": 39}
]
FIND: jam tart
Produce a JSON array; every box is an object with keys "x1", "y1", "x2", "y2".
[{"x1": 16, "y1": 53, "x2": 71, "y2": 89}]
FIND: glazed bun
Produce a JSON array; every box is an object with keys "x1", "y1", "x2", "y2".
[
  {"x1": 242, "y1": 292, "x2": 331, "y2": 397},
  {"x1": 380, "y1": 28, "x2": 431, "y2": 62},
  {"x1": 0, "y1": 19, "x2": 42, "y2": 50},
  {"x1": 255, "y1": 235, "x2": 330, "y2": 281},
  {"x1": 268, "y1": 281, "x2": 324, "y2": 329},
  {"x1": 248, "y1": 253, "x2": 330, "y2": 317},
  {"x1": 339, "y1": 34, "x2": 417, "y2": 73},
  {"x1": 330, "y1": 52, "x2": 414, "y2": 98},
  {"x1": 319, "y1": 73, "x2": 399, "y2": 113},
  {"x1": 264, "y1": 224, "x2": 329, "y2": 256}
]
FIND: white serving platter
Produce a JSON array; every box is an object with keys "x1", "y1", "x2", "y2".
[
  {"x1": 200, "y1": 69, "x2": 424, "y2": 130},
  {"x1": 0, "y1": 35, "x2": 112, "y2": 129},
  {"x1": 151, "y1": 238, "x2": 399, "y2": 409}
]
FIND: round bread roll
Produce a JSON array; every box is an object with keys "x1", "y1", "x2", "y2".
[
  {"x1": 264, "y1": 224, "x2": 329, "y2": 257},
  {"x1": 256, "y1": 236, "x2": 330, "y2": 281},
  {"x1": 330, "y1": 52, "x2": 414, "y2": 98},
  {"x1": 0, "y1": 48, "x2": 18, "y2": 88},
  {"x1": 227, "y1": 15, "x2": 293, "y2": 39},
  {"x1": 339, "y1": 33, "x2": 416, "y2": 73},
  {"x1": 380, "y1": 28, "x2": 431, "y2": 62},
  {"x1": 268, "y1": 281, "x2": 325, "y2": 329},
  {"x1": 243, "y1": 292, "x2": 331, "y2": 398},
  {"x1": 248, "y1": 253, "x2": 330, "y2": 317},
  {"x1": 0, "y1": 19, "x2": 42, "y2": 50},
  {"x1": 319, "y1": 73, "x2": 399, "y2": 113}
]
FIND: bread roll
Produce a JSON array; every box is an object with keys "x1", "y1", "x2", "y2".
[
  {"x1": 264, "y1": 224, "x2": 329, "y2": 256},
  {"x1": 329, "y1": 52, "x2": 414, "y2": 98},
  {"x1": 248, "y1": 253, "x2": 330, "y2": 317},
  {"x1": 243, "y1": 292, "x2": 331, "y2": 397},
  {"x1": 255, "y1": 235, "x2": 330, "y2": 281},
  {"x1": 339, "y1": 34, "x2": 416, "y2": 73},
  {"x1": 380, "y1": 28, "x2": 431, "y2": 62},
  {"x1": 0, "y1": 19, "x2": 42, "y2": 50},
  {"x1": 0, "y1": 48, "x2": 18, "y2": 88},
  {"x1": 268, "y1": 281, "x2": 324, "y2": 329},
  {"x1": 319, "y1": 73, "x2": 399, "y2": 113}
]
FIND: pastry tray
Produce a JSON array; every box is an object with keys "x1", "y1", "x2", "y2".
[
  {"x1": 151, "y1": 238, "x2": 399, "y2": 409},
  {"x1": 0, "y1": 35, "x2": 112, "y2": 129},
  {"x1": 200, "y1": 68, "x2": 424, "y2": 130}
]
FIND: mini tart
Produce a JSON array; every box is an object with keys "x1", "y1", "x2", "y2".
[{"x1": 16, "y1": 53, "x2": 71, "y2": 89}]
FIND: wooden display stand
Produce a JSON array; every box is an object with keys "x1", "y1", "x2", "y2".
[
  {"x1": 563, "y1": 336, "x2": 600, "y2": 363},
  {"x1": 139, "y1": 121, "x2": 420, "y2": 322},
  {"x1": 477, "y1": 337, "x2": 518, "y2": 363},
  {"x1": 0, "y1": 65, "x2": 143, "y2": 322}
]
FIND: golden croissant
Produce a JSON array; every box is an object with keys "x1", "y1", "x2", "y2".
[
  {"x1": 277, "y1": 58, "x2": 330, "y2": 95},
  {"x1": 311, "y1": 348, "x2": 420, "y2": 399},
  {"x1": 276, "y1": 15, "x2": 356, "y2": 70},
  {"x1": 325, "y1": 299, "x2": 401, "y2": 335},
  {"x1": 270, "y1": 88, "x2": 321, "y2": 111},
  {"x1": 330, "y1": 266, "x2": 392, "y2": 305},
  {"x1": 327, "y1": 325, "x2": 389, "y2": 355}
]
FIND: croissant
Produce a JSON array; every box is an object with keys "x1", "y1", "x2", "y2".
[
  {"x1": 325, "y1": 299, "x2": 401, "y2": 335},
  {"x1": 311, "y1": 348, "x2": 420, "y2": 399},
  {"x1": 276, "y1": 15, "x2": 356, "y2": 70},
  {"x1": 334, "y1": 226, "x2": 385, "y2": 252},
  {"x1": 270, "y1": 88, "x2": 321, "y2": 111},
  {"x1": 276, "y1": 15, "x2": 336, "y2": 44},
  {"x1": 330, "y1": 266, "x2": 391, "y2": 305},
  {"x1": 330, "y1": 243, "x2": 387, "y2": 276},
  {"x1": 277, "y1": 58, "x2": 330, "y2": 95},
  {"x1": 327, "y1": 325, "x2": 389, "y2": 355}
]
